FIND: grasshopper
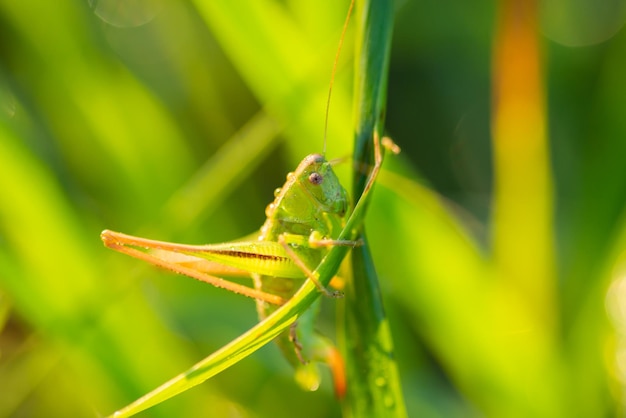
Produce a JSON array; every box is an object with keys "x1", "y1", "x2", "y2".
[
  {"x1": 101, "y1": 133, "x2": 399, "y2": 397},
  {"x1": 101, "y1": 0, "x2": 398, "y2": 399}
]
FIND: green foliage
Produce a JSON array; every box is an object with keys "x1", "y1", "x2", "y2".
[{"x1": 1, "y1": 0, "x2": 626, "y2": 417}]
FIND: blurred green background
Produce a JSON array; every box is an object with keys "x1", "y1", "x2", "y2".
[{"x1": 2, "y1": 0, "x2": 626, "y2": 417}]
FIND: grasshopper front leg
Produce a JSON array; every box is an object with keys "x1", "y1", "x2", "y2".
[{"x1": 277, "y1": 232, "x2": 359, "y2": 298}]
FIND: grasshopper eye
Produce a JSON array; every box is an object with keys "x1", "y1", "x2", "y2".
[{"x1": 308, "y1": 172, "x2": 323, "y2": 185}]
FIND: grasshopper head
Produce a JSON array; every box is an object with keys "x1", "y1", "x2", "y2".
[{"x1": 297, "y1": 154, "x2": 348, "y2": 217}]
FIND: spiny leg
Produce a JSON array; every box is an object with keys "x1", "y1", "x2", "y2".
[
  {"x1": 289, "y1": 322, "x2": 307, "y2": 364},
  {"x1": 308, "y1": 230, "x2": 363, "y2": 248},
  {"x1": 277, "y1": 234, "x2": 344, "y2": 298},
  {"x1": 361, "y1": 132, "x2": 399, "y2": 198},
  {"x1": 346, "y1": 132, "x2": 399, "y2": 227},
  {"x1": 102, "y1": 230, "x2": 286, "y2": 305}
]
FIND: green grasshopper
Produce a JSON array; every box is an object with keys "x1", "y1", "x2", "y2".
[
  {"x1": 101, "y1": 133, "x2": 399, "y2": 397},
  {"x1": 101, "y1": 0, "x2": 399, "y2": 399}
]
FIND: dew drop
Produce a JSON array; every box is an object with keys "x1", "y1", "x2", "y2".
[{"x1": 274, "y1": 188, "x2": 281, "y2": 197}]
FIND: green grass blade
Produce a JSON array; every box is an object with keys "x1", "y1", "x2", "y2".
[
  {"x1": 352, "y1": 0, "x2": 395, "y2": 196},
  {"x1": 342, "y1": 0, "x2": 407, "y2": 417},
  {"x1": 106, "y1": 297, "x2": 299, "y2": 417}
]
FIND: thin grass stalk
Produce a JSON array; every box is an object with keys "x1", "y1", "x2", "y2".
[{"x1": 341, "y1": 0, "x2": 407, "y2": 416}]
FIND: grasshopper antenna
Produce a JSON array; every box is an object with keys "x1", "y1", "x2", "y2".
[{"x1": 323, "y1": 0, "x2": 355, "y2": 157}]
